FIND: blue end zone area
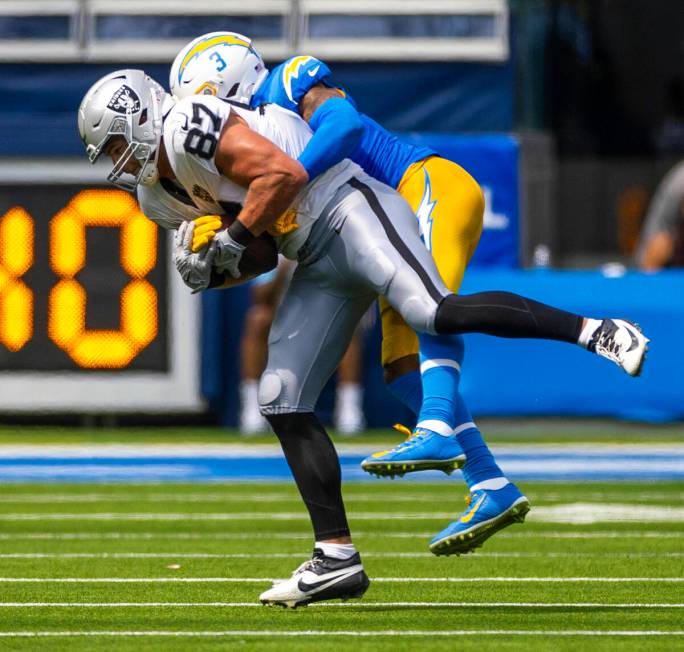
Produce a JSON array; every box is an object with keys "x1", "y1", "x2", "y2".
[{"x1": 1, "y1": 446, "x2": 682, "y2": 483}]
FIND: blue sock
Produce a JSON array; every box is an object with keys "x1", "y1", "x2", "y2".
[
  {"x1": 452, "y1": 393, "x2": 505, "y2": 489},
  {"x1": 416, "y1": 333, "x2": 464, "y2": 434},
  {"x1": 386, "y1": 369, "x2": 422, "y2": 416}
]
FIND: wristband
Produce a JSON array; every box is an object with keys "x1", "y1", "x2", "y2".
[
  {"x1": 227, "y1": 220, "x2": 255, "y2": 246},
  {"x1": 207, "y1": 268, "x2": 227, "y2": 289}
]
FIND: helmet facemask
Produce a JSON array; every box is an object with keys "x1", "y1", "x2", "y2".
[{"x1": 106, "y1": 138, "x2": 158, "y2": 191}]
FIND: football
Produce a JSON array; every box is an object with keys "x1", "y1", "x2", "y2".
[{"x1": 216, "y1": 214, "x2": 278, "y2": 277}]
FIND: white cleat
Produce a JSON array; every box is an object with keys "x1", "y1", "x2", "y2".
[
  {"x1": 588, "y1": 319, "x2": 649, "y2": 377},
  {"x1": 259, "y1": 548, "x2": 370, "y2": 609}
]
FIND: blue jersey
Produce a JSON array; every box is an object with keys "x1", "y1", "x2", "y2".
[{"x1": 251, "y1": 56, "x2": 435, "y2": 189}]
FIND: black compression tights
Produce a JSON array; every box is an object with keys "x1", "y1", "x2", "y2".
[
  {"x1": 434, "y1": 292, "x2": 584, "y2": 343},
  {"x1": 266, "y1": 412, "x2": 350, "y2": 540}
]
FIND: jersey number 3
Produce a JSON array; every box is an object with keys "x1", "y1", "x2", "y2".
[{"x1": 183, "y1": 103, "x2": 221, "y2": 160}]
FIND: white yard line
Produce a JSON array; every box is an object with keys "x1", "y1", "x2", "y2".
[
  {"x1": 0, "y1": 530, "x2": 680, "y2": 541},
  {"x1": 0, "y1": 602, "x2": 681, "y2": 609},
  {"x1": 1, "y1": 443, "x2": 681, "y2": 457},
  {"x1": 0, "y1": 577, "x2": 680, "y2": 583},
  {"x1": 495, "y1": 531, "x2": 684, "y2": 539},
  {"x1": 0, "y1": 494, "x2": 306, "y2": 504},
  {"x1": 1, "y1": 503, "x2": 683, "y2": 523},
  {"x1": 0, "y1": 552, "x2": 681, "y2": 559},
  {"x1": 0, "y1": 630, "x2": 682, "y2": 638},
  {"x1": 2, "y1": 491, "x2": 680, "y2": 504},
  {"x1": 0, "y1": 512, "x2": 447, "y2": 521}
]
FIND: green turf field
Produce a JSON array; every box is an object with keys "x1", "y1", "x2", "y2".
[
  {"x1": 1, "y1": 418, "x2": 683, "y2": 446},
  {"x1": 0, "y1": 479, "x2": 682, "y2": 651}
]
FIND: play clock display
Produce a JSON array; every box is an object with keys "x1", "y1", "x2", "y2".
[
  {"x1": 0, "y1": 165, "x2": 202, "y2": 413},
  {"x1": 0, "y1": 186, "x2": 167, "y2": 370}
]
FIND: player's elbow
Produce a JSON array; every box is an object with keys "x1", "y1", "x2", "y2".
[
  {"x1": 281, "y1": 160, "x2": 309, "y2": 192},
  {"x1": 343, "y1": 114, "x2": 364, "y2": 148}
]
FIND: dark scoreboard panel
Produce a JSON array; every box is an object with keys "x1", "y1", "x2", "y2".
[
  {"x1": 0, "y1": 171, "x2": 203, "y2": 414},
  {"x1": 0, "y1": 185, "x2": 167, "y2": 371}
]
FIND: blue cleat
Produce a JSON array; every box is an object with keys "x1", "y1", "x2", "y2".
[
  {"x1": 361, "y1": 424, "x2": 466, "y2": 478},
  {"x1": 429, "y1": 483, "x2": 531, "y2": 556}
]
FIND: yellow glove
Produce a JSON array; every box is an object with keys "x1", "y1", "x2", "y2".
[{"x1": 191, "y1": 215, "x2": 223, "y2": 253}]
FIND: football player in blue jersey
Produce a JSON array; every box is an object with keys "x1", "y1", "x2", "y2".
[{"x1": 169, "y1": 32, "x2": 648, "y2": 556}]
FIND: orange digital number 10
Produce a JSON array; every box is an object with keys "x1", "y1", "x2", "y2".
[{"x1": 0, "y1": 189, "x2": 158, "y2": 369}]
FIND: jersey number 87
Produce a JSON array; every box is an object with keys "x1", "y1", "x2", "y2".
[{"x1": 184, "y1": 103, "x2": 221, "y2": 160}]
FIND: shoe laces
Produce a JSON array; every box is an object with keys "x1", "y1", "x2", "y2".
[
  {"x1": 393, "y1": 423, "x2": 413, "y2": 439},
  {"x1": 590, "y1": 320, "x2": 622, "y2": 361},
  {"x1": 292, "y1": 550, "x2": 324, "y2": 577},
  {"x1": 391, "y1": 424, "x2": 429, "y2": 451}
]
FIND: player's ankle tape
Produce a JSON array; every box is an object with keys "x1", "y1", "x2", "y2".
[{"x1": 228, "y1": 220, "x2": 255, "y2": 245}]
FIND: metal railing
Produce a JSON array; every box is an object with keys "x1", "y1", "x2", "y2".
[{"x1": 0, "y1": 0, "x2": 508, "y2": 62}]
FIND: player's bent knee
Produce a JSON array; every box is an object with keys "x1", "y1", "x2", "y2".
[
  {"x1": 258, "y1": 369, "x2": 305, "y2": 415},
  {"x1": 399, "y1": 296, "x2": 439, "y2": 334},
  {"x1": 257, "y1": 370, "x2": 286, "y2": 416}
]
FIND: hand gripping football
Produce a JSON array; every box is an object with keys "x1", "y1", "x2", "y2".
[{"x1": 191, "y1": 214, "x2": 278, "y2": 277}]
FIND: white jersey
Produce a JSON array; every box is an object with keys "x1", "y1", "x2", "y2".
[
  {"x1": 137, "y1": 178, "x2": 204, "y2": 231},
  {"x1": 155, "y1": 95, "x2": 361, "y2": 258}
]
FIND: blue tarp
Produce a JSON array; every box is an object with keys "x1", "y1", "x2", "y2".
[
  {"x1": 458, "y1": 269, "x2": 682, "y2": 422},
  {"x1": 203, "y1": 269, "x2": 683, "y2": 426}
]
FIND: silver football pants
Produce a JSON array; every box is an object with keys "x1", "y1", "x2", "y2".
[{"x1": 258, "y1": 174, "x2": 449, "y2": 415}]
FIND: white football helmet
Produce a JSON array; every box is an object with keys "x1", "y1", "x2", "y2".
[
  {"x1": 170, "y1": 31, "x2": 268, "y2": 105},
  {"x1": 78, "y1": 69, "x2": 171, "y2": 191}
]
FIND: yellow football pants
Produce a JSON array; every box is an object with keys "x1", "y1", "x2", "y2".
[{"x1": 380, "y1": 156, "x2": 484, "y2": 367}]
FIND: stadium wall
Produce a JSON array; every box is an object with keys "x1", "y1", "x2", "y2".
[{"x1": 0, "y1": 61, "x2": 513, "y2": 156}]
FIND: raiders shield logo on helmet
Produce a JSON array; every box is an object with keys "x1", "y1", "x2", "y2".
[{"x1": 107, "y1": 85, "x2": 141, "y2": 114}]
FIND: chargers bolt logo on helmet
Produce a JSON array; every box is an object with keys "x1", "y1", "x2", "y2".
[{"x1": 170, "y1": 31, "x2": 269, "y2": 106}]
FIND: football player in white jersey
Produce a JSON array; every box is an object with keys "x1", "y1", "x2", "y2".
[{"x1": 78, "y1": 69, "x2": 649, "y2": 608}]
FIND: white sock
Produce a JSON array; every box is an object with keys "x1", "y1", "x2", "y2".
[
  {"x1": 336, "y1": 383, "x2": 363, "y2": 414},
  {"x1": 470, "y1": 477, "x2": 509, "y2": 492},
  {"x1": 416, "y1": 419, "x2": 453, "y2": 437},
  {"x1": 239, "y1": 380, "x2": 267, "y2": 433},
  {"x1": 334, "y1": 383, "x2": 365, "y2": 433},
  {"x1": 240, "y1": 379, "x2": 260, "y2": 410},
  {"x1": 578, "y1": 318, "x2": 603, "y2": 349},
  {"x1": 315, "y1": 542, "x2": 357, "y2": 560}
]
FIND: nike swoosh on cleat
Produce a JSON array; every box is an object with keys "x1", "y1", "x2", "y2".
[
  {"x1": 297, "y1": 565, "x2": 363, "y2": 592},
  {"x1": 626, "y1": 328, "x2": 640, "y2": 352},
  {"x1": 459, "y1": 494, "x2": 486, "y2": 524}
]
